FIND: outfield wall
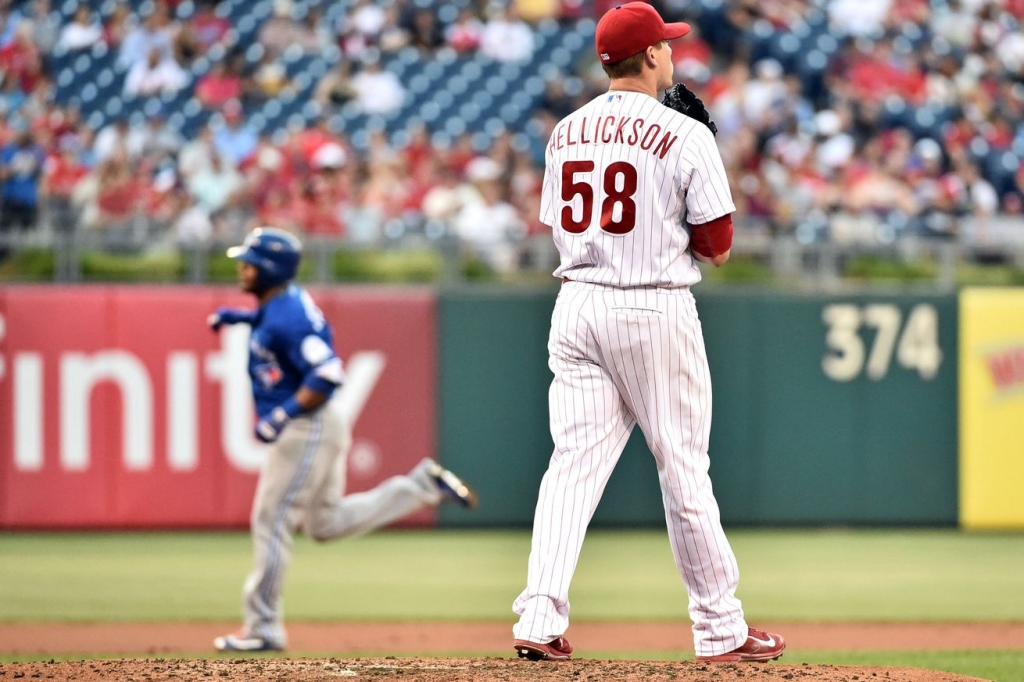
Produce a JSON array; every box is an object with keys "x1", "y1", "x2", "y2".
[
  {"x1": 2, "y1": 284, "x2": 1020, "y2": 529},
  {"x1": 0, "y1": 286, "x2": 438, "y2": 528},
  {"x1": 438, "y1": 289, "x2": 960, "y2": 527}
]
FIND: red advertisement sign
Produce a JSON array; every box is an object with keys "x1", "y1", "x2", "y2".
[{"x1": 0, "y1": 286, "x2": 437, "y2": 529}]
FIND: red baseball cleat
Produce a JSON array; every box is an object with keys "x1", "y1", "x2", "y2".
[
  {"x1": 696, "y1": 628, "x2": 786, "y2": 662},
  {"x1": 513, "y1": 635, "x2": 574, "y2": 661}
]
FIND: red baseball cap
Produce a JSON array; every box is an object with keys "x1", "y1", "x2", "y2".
[{"x1": 595, "y1": 2, "x2": 691, "y2": 64}]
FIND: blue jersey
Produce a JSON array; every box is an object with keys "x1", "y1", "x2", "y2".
[{"x1": 247, "y1": 284, "x2": 345, "y2": 418}]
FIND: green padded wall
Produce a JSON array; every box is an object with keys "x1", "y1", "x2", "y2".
[{"x1": 438, "y1": 287, "x2": 958, "y2": 527}]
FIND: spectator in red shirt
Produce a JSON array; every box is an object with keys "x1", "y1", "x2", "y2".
[
  {"x1": 0, "y1": 23, "x2": 41, "y2": 93},
  {"x1": 42, "y1": 139, "x2": 89, "y2": 201},
  {"x1": 299, "y1": 189, "x2": 346, "y2": 236},
  {"x1": 196, "y1": 60, "x2": 243, "y2": 109},
  {"x1": 444, "y1": 132, "x2": 476, "y2": 176},
  {"x1": 189, "y1": 1, "x2": 231, "y2": 50},
  {"x1": 670, "y1": 23, "x2": 713, "y2": 73},
  {"x1": 103, "y1": 5, "x2": 134, "y2": 50},
  {"x1": 446, "y1": 9, "x2": 482, "y2": 54},
  {"x1": 298, "y1": 151, "x2": 350, "y2": 237},
  {"x1": 240, "y1": 133, "x2": 297, "y2": 211},
  {"x1": 944, "y1": 116, "x2": 976, "y2": 154},
  {"x1": 293, "y1": 117, "x2": 347, "y2": 170},
  {"x1": 401, "y1": 122, "x2": 433, "y2": 178},
  {"x1": 984, "y1": 113, "x2": 1015, "y2": 150},
  {"x1": 95, "y1": 152, "x2": 145, "y2": 227},
  {"x1": 257, "y1": 182, "x2": 303, "y2": 233}
]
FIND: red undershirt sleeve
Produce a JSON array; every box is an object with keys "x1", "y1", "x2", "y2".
[{"x1": 688, "y1": 213, "x2": 734, "y2": 258}]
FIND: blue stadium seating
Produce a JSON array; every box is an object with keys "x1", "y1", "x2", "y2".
[{"x1": 45, "y1": 3, "x2": 596, "y2": 169}]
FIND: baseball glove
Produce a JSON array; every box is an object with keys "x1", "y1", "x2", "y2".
[{"x1": 662, "y1": 83, "x2": 718, "y2": 137}]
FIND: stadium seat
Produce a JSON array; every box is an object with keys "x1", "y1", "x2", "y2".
[
  {"x1": 498, "y1": 63, "x2": 523, "y2": 82},
  {"x1": 985, "y1": 151, "x2": 1021, "y2": 196},
  {"x1": 251, "y1": 0, "x2": 272, "y2": 21},
  {"x1": 416, "y1": 100, "x2": 441, "y2": 124},
  {"x1": 164, "y1": 108, "x2": 184, "y2": 131},
  {"x1": 421, "y1": 60, "x2": 445, "y2": 83},
  {"x1": 235, "y1": 15, "x2": 259, "y2": 45},
  {"x1": 50, "y1": 43, "x2": 75, "y2": 73},
  {"x1": 797, "y1": 50, "x2": 830, "y2": 105},
  {"x1": 432, "y1": 89, "x2": 455, "y2": 111},
  {"x1": 244, "y1": 43, "x2": 265, "y2": 67},
  {"x1": 246, "y1": 111, "x2": 266, "y2": 133},
  {"x1": 103, "y1": 97, "x2": 124, "y2": 119},
  {"x1": 485, "y1": 76, "x2": 508, "y2": 97},
  {"x1": 880, "y1": 98, "x2": 911, "y2": 129},
  {"x1": 471, "y1": 90, "x2": 494, "y2": 110},
  {"x1": 176, "y1": 0, "x2": 195, "y2": 20},
  {"x1": 444, "y1": 117, "x2": 467, "y2": 137},
  {"x1": 161, "y1": 87, "x2": 193, "y2": 111},
  {"x1": 190, "y1": 56, "x2": 210, "y2": 78},
  {"x1": 79, "y1": 82, "x2": 98, "y2": 106},
  {"x1": 816, "y1": 33, "x2": 840, "y2": 55},
  {"x1": 457, "y1": 102, "x2": 481, "y2": 124},
  {"x1": 86, "y1": 110, "x2": 106, "y2": 131},
  {"x1": 908, "y1": 106, "x2": 950, "y2": 141},
  {"x1": 448, "y1": 75, "x2": 469, "y2": 97},
  {"x1": 181, "y1": 108, "x2": 212, "y2": 138},
  {"x1": 72, "y1": 52, "x2": 93, "y2": 76},
  {"x1": 279, "y1": 96, "x2": 305, "y2": 120},
  {"x1": 408, "y1": 74, "x2": 431, "y2": 96}
]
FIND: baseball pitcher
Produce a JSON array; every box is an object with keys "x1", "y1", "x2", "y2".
[{"x1": 511, "y1": 2, "x2": 786, "y2": 663}]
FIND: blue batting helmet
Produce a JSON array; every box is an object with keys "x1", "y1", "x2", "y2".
[{"x1": 226, "y1": 227, "x2": 302, "y2": 288}]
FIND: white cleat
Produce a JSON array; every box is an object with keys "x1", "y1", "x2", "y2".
[{"x1": 213, "y1": 632, "x2": 283, "y2": 652}]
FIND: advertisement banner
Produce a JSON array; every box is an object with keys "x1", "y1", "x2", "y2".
[
  {"x1": 960, "y1": 287, "x2": 1024, "y2": 529},
  {"x1": 0, "y1": 286, "x2": 436, "y2": 529}
]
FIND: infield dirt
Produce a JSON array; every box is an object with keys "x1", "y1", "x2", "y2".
[
  {"x1": 2, "y1": 621, "x2": 1017, "y2": 681},
  {"x1": 0, "y1": 657, "x2": 993, "y2": 682}
]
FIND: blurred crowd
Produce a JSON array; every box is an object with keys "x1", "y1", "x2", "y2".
[
  {"x1": 699, "y1": 0, "x2": 1024, "y2": 246},
  {"x1": 535, "y1": 0, "x2": 1024, "y2": 247},
  {"x1": 1, "y1": 0, "x2": 1023, "y2": 273}
]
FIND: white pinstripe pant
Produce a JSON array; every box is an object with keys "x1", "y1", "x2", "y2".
[{"x1": 512, "y1": 281, "x2": 748, "y2": 657}]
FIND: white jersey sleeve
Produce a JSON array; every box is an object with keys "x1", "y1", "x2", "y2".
[
  {"x1": 680, "y1": 123, "x2": 735, "y2": 225},
  {"x1": 539, "y1": 140, "x2": 557, "y2": 228}
]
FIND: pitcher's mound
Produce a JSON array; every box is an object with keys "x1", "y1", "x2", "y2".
[{"x1": 0, "y1": 658, "x2": 990, "y2": 681}]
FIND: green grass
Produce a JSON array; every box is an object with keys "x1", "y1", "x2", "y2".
[
  {"x1": 79, "y1": 250, "x2": 186, "y2": 282},
  {"x1": 1, "y1": 529, "x2": 1022, "y2": 679},
  {"x1": 1, "y1": 529, "x2": 1023, "y2": 623},
  {"x1": 791, "y1": 650, "x2": 1024, "y2": 682}
]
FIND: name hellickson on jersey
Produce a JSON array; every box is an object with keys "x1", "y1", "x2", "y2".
[{"x1": 548, "y1": 115, "x2": 678, "y2": 159}]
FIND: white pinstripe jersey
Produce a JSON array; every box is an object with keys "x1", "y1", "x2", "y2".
[{"x1": 540, "y1": 90, "x2": 735, "y2": 288}]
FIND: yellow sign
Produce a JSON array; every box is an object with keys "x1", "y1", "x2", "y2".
[{"x1": 960, "y1": 288, "x2": 1024, "y2": 529}]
